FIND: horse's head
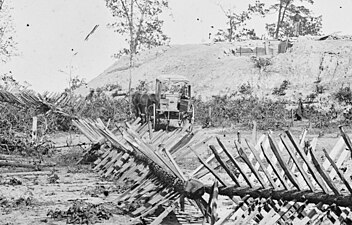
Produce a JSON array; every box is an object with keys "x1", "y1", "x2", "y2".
[{"x1": 148, "y1": 93, "x2": 159, "y2": 105}]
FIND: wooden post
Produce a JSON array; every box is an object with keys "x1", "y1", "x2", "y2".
[
  {"x1": 207, "y1": 106, "x2": 212, "y2": 127},
  {"x1": 148, "y1": 120, "x2": 153, "y2": 140},
  {"x1": 31, "y1": 116, "x2": 38, "y2": 142},
  {"x1": 153, "y1": 103, "x2": 156, "y2": 129},
  {"x1": 255, "y1": 46, "x2": 258, "y2": 57},
  {"x1": 265, "y1": 39, "x2": 269, "y2": 55},
  {"x1": 252, "y1": 120, "x2": 257, "y2": 144}
]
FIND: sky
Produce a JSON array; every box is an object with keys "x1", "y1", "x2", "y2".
[{"x1": 1, "y1": 0, "x2": 352, "y2": 93}]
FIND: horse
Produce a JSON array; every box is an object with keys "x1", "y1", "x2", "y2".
[{"x1": 132, "y1": 92, "x2": 159, "y2": 124}]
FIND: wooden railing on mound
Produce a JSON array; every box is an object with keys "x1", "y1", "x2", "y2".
[{"x1": 73, "y1": 117, "x2": 352, "y2": 225}]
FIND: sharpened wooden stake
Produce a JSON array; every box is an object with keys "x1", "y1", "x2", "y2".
[
  {"x1": 161, "y1": 147, "x2": 187, "y2": 181},
  {"x1": 322, "y1": 148, "x2": 352, "y2": 194},
  {"x1": 280, "y1": 134, "x2": 316, "y2": 191},
  {"x1": 216, "y1": 137, "x2": 254, "y2": 188},
  {"x1": 267, "y1": 134, "x2": 301, "y2": 190},
  {"x1": 285, "y1": 131, "x2": 330, "y2": 193},
  {"x1": 260, "y1": 143, "x2": 290, "y2": 190},
  {"x1": 245, "y1": 139, "x2": 278, "y2": 189},
  {"x1": 190, "y1": 147, "x2": 227, "y2": 187},
  {"x1": 339, "y1": 125, "x2": 352, "y2": 158},
  {"x1": 309, "y1": 147, "x2": 340, "y2": 195},
  {"x1": 209, "y1": 145, "x2": 240, "y2": 187},
  {"x1": 235, "y1": 141, "x2": 268, "y2": 188}
]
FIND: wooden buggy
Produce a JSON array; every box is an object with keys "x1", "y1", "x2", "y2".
[{"x1": 152, "y1": 75, "x2": 194, "y2": 129}]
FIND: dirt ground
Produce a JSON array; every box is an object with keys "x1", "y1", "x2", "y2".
[
  {"x1": 0, "y1": 132, "x2": 135, "y2": 225},
  {"x1": 0, "y1": 125, "x2": 349, "y2": 225}
]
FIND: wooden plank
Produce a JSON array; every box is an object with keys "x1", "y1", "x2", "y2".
[
  {"x1": 195, "y1": 158, "x2": 231, "y2": 180},
  {"x1": 216, "y1": 137, "x2": 254, "y2": 188},
  {"x1": 265, "y1": 200, "x2": 297, "y2": 224},
  {"x1": 190, "y1": 147, "x2": 227, "y2": 187},
  {"x1": 149, "y1": 201, "x2": 177, "y2": 225},
  {"x1": 309, "y1": 147, "x2": 340, "y2": 195},
  {"x1": 133, "y1": 192, "x2": 179, "y2": 217},
  {"x1": 260, "y1": 143, "x2": 290, "y2": 190},
  {"x1": 267, "y1": 134, "x2": 301, "y2": 190},
  {"x1": 161, "y1": 148, "x2": 187, "y2": 181},
  {"x1": 245, "y1": 134, "x2": 266, "y2": 184},
  {"x1": 209, "y1": 145, "x2": 240, "y2": 187},
  {"x1": 280, "y1": 135, "x2": 315, "y2": 191},
  {"x1": 285, "y1": 131, "x2": 330, "y2": 193},
  {"x1": 246, "y1": 139, "x2": 278, "y2": 189},
  {"x1": 322, "y1": 137, "x2": 345, "y2": 169},
  {"x1": 322, "y1": 148, "x2": 352, "y2": 194},
  {"x1": 235, "y1": 140, "x2": 268, "y2": 188},
  {"x1": 339, "y1": 126, "x2": 352, "y2": 157}
]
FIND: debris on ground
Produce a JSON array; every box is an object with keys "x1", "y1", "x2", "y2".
[
  {"x1": 47, "y1": 171, "x2": 60, "y2": 183},
  {"x1": 0, "y1": 195, "x2": 33, "y2": 208},
  {"x1": 0, "y1": 177, "x2": 22, "y2": 185},
  {"x1": 47, "y1": 200, "x2": 116, "y2": 224}
]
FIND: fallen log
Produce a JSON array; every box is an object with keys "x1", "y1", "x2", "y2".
[
  {"x1": 0, "y1": 160, "x2": 40, "y2": 169},
  {"x1": 205, "y1": 185, "x2": 352, "y2": 208},
  {"x1": 0, "y1": 171, "x2": 52, "y2": 176}
]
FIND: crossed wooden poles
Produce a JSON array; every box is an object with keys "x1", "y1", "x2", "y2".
[
  {"x1": 73, "y1": 118, "x2": 210, "y2": 223},
  {"x1": 73, "y1": 117, "x2": 352, "y2": 224},
  {"x1": 191, "y1": 126, "x2": 352, "y2": 224}
]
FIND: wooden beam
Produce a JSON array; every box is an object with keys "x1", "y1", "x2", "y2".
[{"x1": 205, "y1": 186, "x2": 352, "y2": 208}]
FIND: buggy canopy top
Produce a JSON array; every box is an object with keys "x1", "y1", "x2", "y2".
[{"x1": 156, "y1": 75, "x2": 190, "y2": 84}]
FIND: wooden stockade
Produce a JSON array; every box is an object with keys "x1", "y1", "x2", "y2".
[{"x1": 73, "y1": 117, "x2": 352, "y2": 224}]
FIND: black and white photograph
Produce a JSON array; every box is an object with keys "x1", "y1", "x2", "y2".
[{"x1": 1, "y1": 0, "x2": 352, "y2": 224}]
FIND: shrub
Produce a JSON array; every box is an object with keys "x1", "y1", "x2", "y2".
[
  {"x1": 272, "y1": 80, "x2": 290, "y2": 96},
  {"x1": 239, "y1": 82, "x2": 253, "y2": 95},
  {"x1": 136, "y1": 80, "x2": 152, "y2": 92},
  {"x1": 334, "y1": 86, "x2": 352, "y2": 105},
  {"x1": 193, "y1": 94, "x2": 290, "y2": 130},
  {"x1": 250, "y1": 56, "x2": 272, "y2": 71}
]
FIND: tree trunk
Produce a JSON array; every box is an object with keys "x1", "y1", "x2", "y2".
[
  {"x1": 229, "y1": 17, "x2": 233, "y2": 42},
  {"x1": 128, "y1": 0, "x2": 134, "y2": 116},
  {"x1": 275, "y1": 0, "x2": 284, "y2": 39},
  {"x1": 280, "y1": 0, "x2": 291, "y2": 36}
]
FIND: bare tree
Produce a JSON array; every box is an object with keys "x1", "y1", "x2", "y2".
[
  {"x1": 215, "y1": 4, "x2": 251, "y2": 42},
  {"x1": 105, "y1": 0, "x2": 169, "y2": 114}
]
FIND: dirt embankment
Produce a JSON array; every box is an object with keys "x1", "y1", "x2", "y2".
[{"x1": 77, "y1": 37, "x2": 352, "y2": 101}]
